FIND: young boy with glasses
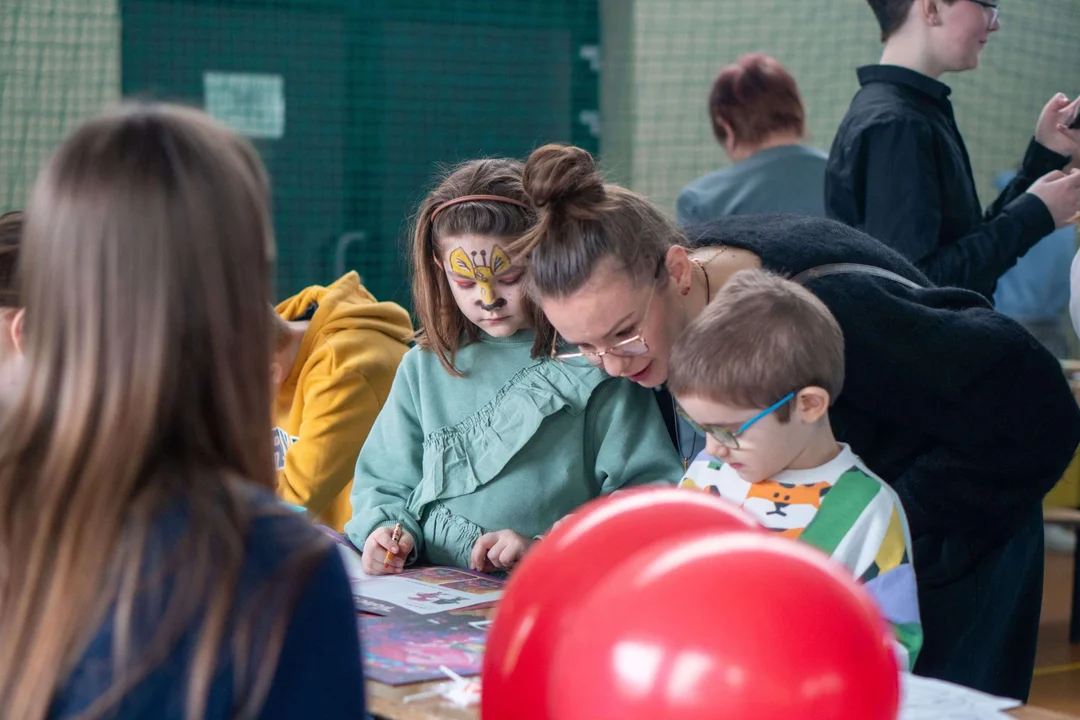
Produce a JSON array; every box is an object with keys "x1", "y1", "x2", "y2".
[{"x1": 668, "y1": 268, "x2": 922, "y2": 669}]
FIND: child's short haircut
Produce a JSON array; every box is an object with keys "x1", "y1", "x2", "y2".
[
  {"x1": 866, "y1": 0, "x2": 956, "y2": 42},
  {"x1": 668, "y1": 269, "x2": 844, "y2": 422},
  {"x1": 709, "y1": 54, "x2": 806, "y2": 148},
  {"x1": 411, "y1": 159, "x2": 548, "y2": 375},
  {"x1": 0, "y1": 211, "x2": 24, "y2": 307}
]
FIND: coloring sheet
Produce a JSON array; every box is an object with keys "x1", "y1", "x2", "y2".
[
  {"x1": 358, "y1": 568, "x2": 503, "y2": 615},
  {"x1": 315, "y1": 527, "x2": 504, "y2": 615},
  {"x1": 360, "y1": 613, "x2": 489, "y2": 685},
  {"x1": 899, "y1": 673, "x2": 1021, "y2": 719}
]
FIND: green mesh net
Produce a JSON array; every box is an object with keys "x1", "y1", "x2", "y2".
[{"x1": 1, "y1": 0, "x2": 1077, "y2": 314}]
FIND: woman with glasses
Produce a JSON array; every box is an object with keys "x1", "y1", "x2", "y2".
[
  {"x1": 346, "y1": 158, "x2": 681, "y2": 579},
  {"x1": 511, "y1": 143, "x2": 1080, "y2": 702},
  {"x1": 826, "y1": 0, "x2": 1080, "y2": 301}
]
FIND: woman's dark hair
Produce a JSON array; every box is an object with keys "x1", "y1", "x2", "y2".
[
  {"x1": 511, "y1": 144, "x2": 682, "y2": 300},
  {"x1": 0, "y1": 211, "x2": 24, "y2": 307}
]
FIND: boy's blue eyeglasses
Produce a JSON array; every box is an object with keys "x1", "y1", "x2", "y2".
[{"x1": 675, "y1": 392, "x2": 796, "y2": 451}]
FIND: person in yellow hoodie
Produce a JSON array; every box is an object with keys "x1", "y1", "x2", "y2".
[{"x1": 273, "y1": 271, "x2": 412, "y2": 531}]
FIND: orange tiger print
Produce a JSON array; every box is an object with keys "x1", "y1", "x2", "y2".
[{"x1": 744, "y1": 480, "x2": 832, "y2": 538}]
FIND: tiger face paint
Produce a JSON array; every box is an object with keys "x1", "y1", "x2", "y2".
[
  {"x1": 440, "y1": 235, "x2": 530, "y2": 337},
  {"x1": 449, "y1": 246, "x2": 511, "y2": 311}
]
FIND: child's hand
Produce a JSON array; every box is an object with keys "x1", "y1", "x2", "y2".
[
  {"x1": 362, "y1": 526, "x2": 415, "y2": 575},
  {"x1": 470, "y1": 529, "x2": 534, "y2": 573}
]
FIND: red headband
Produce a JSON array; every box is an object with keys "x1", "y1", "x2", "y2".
[{"x1": 430, "y1": 194, "x2": 531, "y2": 221}]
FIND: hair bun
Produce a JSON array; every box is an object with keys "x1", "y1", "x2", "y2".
[{"x1": 523, "y1": 144, "x2": 606, "y2": 219}]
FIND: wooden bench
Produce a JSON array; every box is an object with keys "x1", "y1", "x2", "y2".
[{"x1": 1043, "y1": 506, "x2": 1080, "y2": 644}]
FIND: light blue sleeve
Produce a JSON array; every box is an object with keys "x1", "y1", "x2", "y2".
[
  {"x1": 675, "y1": 185, "x2": 699, "y2": 227},
  {"x1": 344, "y1": 350, "x2": 426, "y2": 559},
  {"x1": 1071, "y1": 248, "x2": 1080, "y2": 341}
]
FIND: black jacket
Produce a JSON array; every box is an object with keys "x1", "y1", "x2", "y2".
[
  {"x1": 684, "y1": 214, "x2": 1080, "y2": 698},
  {"x1": 825, "y1": 65, "x2": 1067, "y2": 300}
]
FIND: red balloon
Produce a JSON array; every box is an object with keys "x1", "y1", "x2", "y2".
[
  {"x1": 548, "y1": 531, "x2": 900, "y2": 720},
  {"x1": 483, "y1": 488, "x2": 762, "y2": 720}
]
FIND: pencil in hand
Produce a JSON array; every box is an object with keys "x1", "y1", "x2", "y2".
[{"x1": 383, "y1": 522, "x2": 403, "y2": 569}]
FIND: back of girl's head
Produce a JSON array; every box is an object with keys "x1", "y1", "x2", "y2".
[
  {"x1": 412, "y1": 158, "x2": 549, "y2": 373},
  {"x1": 0, "y1": 103, "x2": 286, "y2": 719},
  {"x1": 0, "y1": 211, "x2": 23, "y2": 307},
  {"x1": 19, "y1": 103, "x2": 274, "y2": 481},
  {"x1": 512, "y1": 144, "x2": 682, "y2": 299}
]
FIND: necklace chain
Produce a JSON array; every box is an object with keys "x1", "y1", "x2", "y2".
[
  {"x1": 675, "y1": 251, "x2": 721, "y2": 470},
  {"x1": 690, "y1": 248, "x2": 723, "y2": 305}
]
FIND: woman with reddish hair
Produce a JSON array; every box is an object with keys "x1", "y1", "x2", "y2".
[{"x1": 676, "y1": 53, "x2": 827, "y2": 224}]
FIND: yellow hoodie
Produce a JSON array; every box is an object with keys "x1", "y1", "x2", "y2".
[{"x1": 274, "y1": 272, "x2": 412, "y2": 531}]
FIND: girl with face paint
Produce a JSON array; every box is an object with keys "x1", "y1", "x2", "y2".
[{"x1": 345, "y1": 159, "x2": 682, "y2": 577}]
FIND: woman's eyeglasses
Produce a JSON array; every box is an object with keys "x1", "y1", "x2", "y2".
[
  {"x1": 675, "y1": 392, "x2": 796, "y2": 450},
  {"x1": 551, "y1": 258, "x2": 664, "y2": 366}
]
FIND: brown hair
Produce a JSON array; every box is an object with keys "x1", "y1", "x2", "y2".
[
  {"x1": 411, "y1": 158, "x2": 549, "y2": 375},
  {"x1": 667, "y1": 269, "x2": 844, "y2": 423},
  {"x1": 511, "y1": 144, "x2": 682, "y2": 300},
  {"x1": 0, "y1": 104, "x2": 323, "y2": 719},
  {"x1": 709, "y1": 54, "x2": 805, "y2": 148},
  {"x1": 0, "y1": 211, "x2": 24, "y2": 307},
  {"x1": 867, "y1": 0, "x2": 956, "y2": 41}
]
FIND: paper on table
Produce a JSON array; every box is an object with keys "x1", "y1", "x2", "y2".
[
  {"x1": 334, "y1": 542, "x2": 374, "y2": 582},
  {"x1": 358, "y1": 570, "x2": 503, "y2": 615},
  {"x1": 361, "y1": 614, "x2": 488, "y2": 685},
  {"x1": 900, "y1": 673, "x2": 1021, "y2": 720},
  {"x1": 317, "y1": 527, "x2": 503, "y2": 615}
]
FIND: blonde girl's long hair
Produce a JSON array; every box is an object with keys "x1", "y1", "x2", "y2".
[{"x1": 0, "y1": 104, "x2": 323, "y2": 720}]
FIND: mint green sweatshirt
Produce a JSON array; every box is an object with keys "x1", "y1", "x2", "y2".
[{"x1": 345, "y1": 330, "x2": 682, "y2": 568}]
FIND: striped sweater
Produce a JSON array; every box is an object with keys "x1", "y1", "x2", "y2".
[{"x1": 680, "y1": 443, "x2": 922, "y2": 669}]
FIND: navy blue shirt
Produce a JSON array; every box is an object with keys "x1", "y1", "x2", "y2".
[
  {"x1": 49, "y1": 487, "x2": 366, "y2": 719},
  {"x1": 825, "y1": 65, "x2": 1067, "y2": 300}
]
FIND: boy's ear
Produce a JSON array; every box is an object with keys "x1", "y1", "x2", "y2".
[
  {"x1": 918, "y1": 0, "x2": 942, "y2": 27},
  {"x1": 794, "y1": 386, "x2": 831, "y2": 423},
  {"x1": 10, "y1": 308, "x2": 24, "y2": 355}
]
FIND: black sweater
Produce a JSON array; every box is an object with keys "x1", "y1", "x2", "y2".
[
  {"x1": 824, "y1": 65, "x2": 1066, "y2": 300},
  {"x1": 685, "y1": 214, "x2": 1080, "y2": 547}
]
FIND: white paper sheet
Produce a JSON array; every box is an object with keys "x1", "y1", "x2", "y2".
[
  {"x1": 357, "y1": 570, "x2": 503, "y2": 615},
  {"x1": 332, "y1": 542, "x2": 503, "y2": 614},
  {"x1": 900, "y1": 673, "x2": 1022, "y2": 720}
]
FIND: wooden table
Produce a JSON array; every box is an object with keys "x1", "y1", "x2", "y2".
[
  {"x1": 364, "y1": 585, "x2": 1080, "y2": 720},
  {"x1": 367, "y1": 678, "x2": 1080, "y2": 720},
  {"x1": 1012, "y1": 710, "x2": 1080, "y2": 720},
  {"x1": 367, "y1": 679, "x2": 476, "y2": 720}
]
